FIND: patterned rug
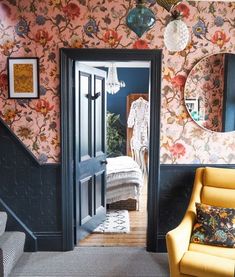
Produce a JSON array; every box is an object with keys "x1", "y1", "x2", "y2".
[{"x1": 93, "y1": 210, "x2": 130, "y2": 233}]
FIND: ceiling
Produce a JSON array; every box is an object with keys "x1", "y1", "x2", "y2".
[{"x1": 82, "y1": 61, "x2": 151, "y2": 68}]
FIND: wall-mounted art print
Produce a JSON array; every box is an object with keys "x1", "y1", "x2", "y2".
[
  {"x1": 7, "y1": 57, "x2": 39, "y2": 99},
  {"x1": 185, "y1": 98, "x2": 199, "y2": 121}
]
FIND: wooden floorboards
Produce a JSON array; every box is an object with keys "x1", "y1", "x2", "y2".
[{"x1": 79, "y1": 179, "x2": 147, "y2": 247}]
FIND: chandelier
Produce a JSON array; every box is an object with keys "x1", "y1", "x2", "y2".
[
  {"x1": 126, "y1": 0, "x2": 190, "y2": 52},
  {"x1": 106, "y1": 63, "x2": 125, "y2": 95}
]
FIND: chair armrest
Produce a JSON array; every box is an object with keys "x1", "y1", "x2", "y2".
[{"x1": 166, "y1": 210, "x2": 196, "y2": 277}]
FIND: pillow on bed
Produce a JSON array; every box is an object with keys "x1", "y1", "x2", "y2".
[{"x1": 190, "y1": 202, "x2": 235, "y2": 248}]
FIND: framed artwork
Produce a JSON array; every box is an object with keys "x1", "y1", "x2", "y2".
[
  {"x1": 185, "y1": 98, "x2": 199, "y2": 113},
  {"x1": 7, "y1": 57, "x2": 39, "y2": 99},
  {"x1": 185, "y1": 98, "x2": 200, "y2": 121}
]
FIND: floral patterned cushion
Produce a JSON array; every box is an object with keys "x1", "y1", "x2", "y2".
[{"x1": 191, "y1": 203, "x2": 235, "y2": 248}]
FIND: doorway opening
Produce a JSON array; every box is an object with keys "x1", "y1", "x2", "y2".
[
  {"x1": 79, "y1": 61, "x2": 150, "y2": 247},
  {"x1": 60, "y1": 49, "x2": 162, "y2": 252}
]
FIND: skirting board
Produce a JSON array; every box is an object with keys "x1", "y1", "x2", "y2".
[{"x1": 34, "y1": 232, "x2": 63, "y2": 251}]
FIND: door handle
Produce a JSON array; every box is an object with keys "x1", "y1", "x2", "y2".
[
  {"x1": 100, "y1": 160, "x2": 108, "y2": 165},
  {"x1": 91, "y1": 92, "x2": 101, "y2": 100},
  {"x1": 86, "y1": 92, "x2": 101, "y2": 100}
]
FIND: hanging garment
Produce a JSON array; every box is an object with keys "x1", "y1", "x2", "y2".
[{"x1": 127, "y1": 97, "x2": 149, "y2": 173}]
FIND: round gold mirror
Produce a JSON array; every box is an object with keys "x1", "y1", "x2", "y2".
[{"x1": 184, "y1": 53, "x2": 235, "y2": 132}]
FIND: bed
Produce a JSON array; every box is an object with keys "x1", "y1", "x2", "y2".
[{"x1": 106, "y1": 156, "x2": 144, "y2": 210}]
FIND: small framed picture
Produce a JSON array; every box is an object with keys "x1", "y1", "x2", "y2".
[
  {"x1": 7, "y1": 57, "x2": 39, "y2": 99},
  {"x1": 185, "y1": 98, "x2": 199, "y2": 113},
  {"x1": 185, "y1": 98, "x2": 200, "y2": 121}
]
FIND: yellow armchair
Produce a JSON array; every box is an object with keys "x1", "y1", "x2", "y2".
[{"x1": 166, "y1": 167, "x2": 235, "y2": 277}]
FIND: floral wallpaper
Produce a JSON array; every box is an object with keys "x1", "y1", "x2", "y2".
[
  {"x1": 0, "y1": 0, "x2": 235, "y2": 164},
  {"x1": 185, "y1": 53, "x2": 225, "y2": 132}
]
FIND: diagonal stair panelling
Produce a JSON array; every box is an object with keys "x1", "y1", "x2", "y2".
[{"x1": 0, "y1": 119, "x2": 62, "y2": 251}]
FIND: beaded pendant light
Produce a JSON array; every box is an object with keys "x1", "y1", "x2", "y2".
[{"x1": 106, "y1": 63, "x2": 125, "y2": 94}]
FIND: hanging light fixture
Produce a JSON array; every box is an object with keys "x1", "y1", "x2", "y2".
[
  {"x1": 126, "y1": 0, "x2": 190, "y2": 52},
  {"x1": 158, "y1": 0, "x2": 190, "y2": 52},
  {"x1": 155, "y1": 0, "x2": 182, "y2": 12},
  {"x1": 126, "y1": 0, "x2": 156, "y2": 38},
  {"x1": 163, "y1": 10, "x2": 190, "y2": 52},
  {"x1": 106, "y1": 63, "x2": 125, "y2": 95}
]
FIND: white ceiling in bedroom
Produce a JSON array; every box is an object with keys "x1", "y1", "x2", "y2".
[{"x1": 82, "y1": 61, "x2": 151, "y2": 68}]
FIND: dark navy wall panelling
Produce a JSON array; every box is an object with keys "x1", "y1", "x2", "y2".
[
  {"x1": 107, "y1": 67, "x2": 149, "y2": 125},
  {"x1": 0, "y1": 119, "x2": 62, "y2": 251},
  {"x1": 3, "y1": 107, "x2": 234, "y2": 252},
  {"x1": 3, "y1": 110, "x2": 234, "y2": 252}
]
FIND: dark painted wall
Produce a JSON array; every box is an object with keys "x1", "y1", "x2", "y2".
[
  {"x1": 3, "y1": 111, "x2": 235, "y2": 252},
  {"x1": 106, "y1": 67, "x2": 149, "y2": 125},
  {"x1": 0, "y1": 119, "x2": 62, "y2": 251}
]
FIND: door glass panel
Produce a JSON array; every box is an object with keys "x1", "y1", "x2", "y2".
[
  {"x1": 95, "y1": 76, "x2": 104, "y2": 156},
  {"x1": 80, "y1": 73, "x2": 92, "y2": 160}
]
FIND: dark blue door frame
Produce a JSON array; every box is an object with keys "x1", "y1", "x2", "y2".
[{"x1": 60, "y1": 49, "x2": 162, "y2": 252}]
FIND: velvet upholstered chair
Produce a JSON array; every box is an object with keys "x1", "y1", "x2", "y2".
[{"x1": 166, "y1": 167, "x2": 235, "y2": 277}]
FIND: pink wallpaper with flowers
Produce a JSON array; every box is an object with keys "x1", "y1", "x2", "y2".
[
  {"x1": 185, "y1": 53, "x2": 225, "y2": 132},
  {"x1": 0, "y1": 0, "x2": 234, "y2": 164}
]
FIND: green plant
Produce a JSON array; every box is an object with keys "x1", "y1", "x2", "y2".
[{"x1": 106, "y1": 111, "x2": 126, "y2": 157}]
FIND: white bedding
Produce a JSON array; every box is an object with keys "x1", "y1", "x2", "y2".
[{"x1": 106, "y1": 156, "x2": 143, "y2": 204}]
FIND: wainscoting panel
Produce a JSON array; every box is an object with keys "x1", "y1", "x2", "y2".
[
  {"x1": 0, "y1": 119, "x2": 62, "y2": 251},
  {"x1": 2, "y1": 111, "x2": 235, "y2": 253},
  {"x1": 158, "y1": 164, "x2": 235, "y2": 252}
]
